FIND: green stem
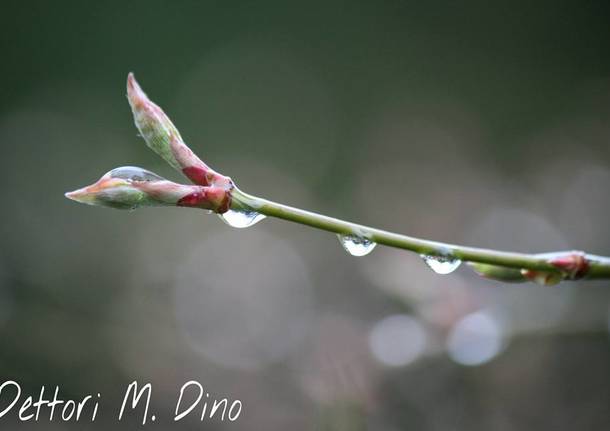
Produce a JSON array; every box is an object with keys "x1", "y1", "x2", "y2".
[{"x1": 231, "y1": 188, "x2": 610, "y2": 280}]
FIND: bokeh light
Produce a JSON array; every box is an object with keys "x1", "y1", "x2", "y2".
[
  {"x1": 447, "y1": 310, "x2": 505, "y2": 366},
  {"x1": 173, "y1": 229, "x2": 314, "y2": 370},
  {"x1": 369, "y1": 314, "x2": 427, "y2": 367}
]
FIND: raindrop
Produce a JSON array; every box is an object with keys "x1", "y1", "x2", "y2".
[
  {"x1": 338, "y1": 234, "x2": 376, "y2": 257},
  {"x1": 219, "y1": 209, "x2": 266, "y2": 228},
  {"x1": 107, "y1": 166, "x2": 165, "y2": 182},
  {"x1": 421, "y1": 253, "x2": 461, "y2": 274}
]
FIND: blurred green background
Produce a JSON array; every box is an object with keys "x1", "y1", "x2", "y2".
[{"x1": 1, "y1": 1, "x2": 610, "y2": 429}]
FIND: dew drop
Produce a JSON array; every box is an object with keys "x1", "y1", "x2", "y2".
[
  {"x1": 421, "y1": 254, "x2": 462, "y2": 274},
  {"x1": 218, "y1": 209, "x2": 266, "y2": 228},
  {"x1": 338, "y1": 234, "x2": 377, "y2": 257},
  {"x1": 107, "y1": 166, "x2": 165, "y2": 182}
]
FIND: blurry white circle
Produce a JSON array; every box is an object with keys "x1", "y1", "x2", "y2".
[
  {"x1": 369, "y1": 314, "x2": 427, "y2": 367},
  {"x1": 173, "y1": 229, "x2": 314, "y2": 370},
  {"x1": 447, "y1": 310, "x2": 504, "y2": 366}
]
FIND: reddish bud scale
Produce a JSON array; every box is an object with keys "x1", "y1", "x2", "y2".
[
  {"x1": 169, "y1": 134, "x2": 233, "y2": 189},
  {"x1": 176, "y1": 186, "x2": 231, "y2": 213},
  {"x1": 182, "y1": 166, "x2": 211, "y2": 187},
  {"x1": 217, "y1": 193, "x2": 231, "y2": 214},
  {"x1": 137, "y1": 181, "x2": 186, "y2": 200},
  {"x1": 207, "y1": 187, "x2": 231, "y2": 213},
  {"x1": 177, "y1": 191, "x2": 209, "y2": 207},
  {"x1": 169, "y1": 133, "x2": 212, "y2": 185},
  {"x1": 549, "y1": 252, "x2": 589, "y2": 279}
]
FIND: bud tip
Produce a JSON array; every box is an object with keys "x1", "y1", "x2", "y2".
[
  {"x1": 126, "y1": 72, "x2": 148, "y2": 108},
  {"x1": 64, "y1": 188, "x2": 90, "y2": 204}
]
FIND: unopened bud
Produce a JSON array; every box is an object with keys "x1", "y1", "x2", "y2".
[
  {"x1": 547, "y1": 251, "x2": 589, "y2": 279},
  {"x1": 520, "y1": 269, "x2": 563, "y2": 286},
  {"x1": 468, "y1": 262, "x2": 527, "y2": 283},
  {"x1": 65, "y1": 166, "x2": 230, "y2": 212},
  {"x1": 126, "y1": 73, "x2": 232, "y2": 190}
]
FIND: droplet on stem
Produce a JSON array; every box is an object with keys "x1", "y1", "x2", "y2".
[
  {"x1": 421, "y1": 253, "x2": 462, "y2": 274},
  {"x1": 338, "y1": 234, "x2": 377, "y2": 257},
  {"x1": 107, "y1": 166, "x2": 165, "y2": 182},
  {"x1": 219, "y1": 209, "x2": 266, "y2": 228}
]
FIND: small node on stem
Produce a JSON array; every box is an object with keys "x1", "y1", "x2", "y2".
[
  {"x1": 548, "y1": 251, "x2": 589, "y2": 280},
  {"x1": 468, "y1": 263, "x2": 527, "y2": 283},
  {"x1": 521, "y1": 269, "x2": 563, "y2": 286}
]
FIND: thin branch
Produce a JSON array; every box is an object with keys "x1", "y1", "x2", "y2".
[
  {"x1": 231, "y1": 187, "x2": 610, "y2": 281},
  {"x1": 65, "y1": 73, "x2": 610, "y2": 286}
]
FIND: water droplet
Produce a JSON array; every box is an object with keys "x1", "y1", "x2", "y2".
[
  {"x1": 338, "y1": 234, "x2": 376, "y2": 256},
  {"x1": 219, "y1": 209, "x2": 266, "y2": 228},
  {"x1": 421, "y1": 254, "x2": 462, "y2": 274},
  {"x1": 107, "y1": 166, "x2": 165, "y2": 182}
]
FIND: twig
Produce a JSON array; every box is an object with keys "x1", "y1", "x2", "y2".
[
  {"x1": 231, "y1": 187, "x2": 610, "y2": 280},
  {"x1": 65, "y1": 74, "x2": 610, "y2": 286}
]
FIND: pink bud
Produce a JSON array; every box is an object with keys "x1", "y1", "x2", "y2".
[
  {"x1": 548, "y1": 251, "x2": 589, "y2": 280},
  {"x1": 127, "y1": 73, "x2": 232, "y2": 190},
  {"x1": 65, "y1": 166, "x2": 230, "y2": 212}
]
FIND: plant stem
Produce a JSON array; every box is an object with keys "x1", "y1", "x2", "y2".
[
  {"x1": 119, "y1": 74, "x2": 610, "y2": 283},
  {"x1": 232, "y1": 188, "x2": 610, "y2": 280}
]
